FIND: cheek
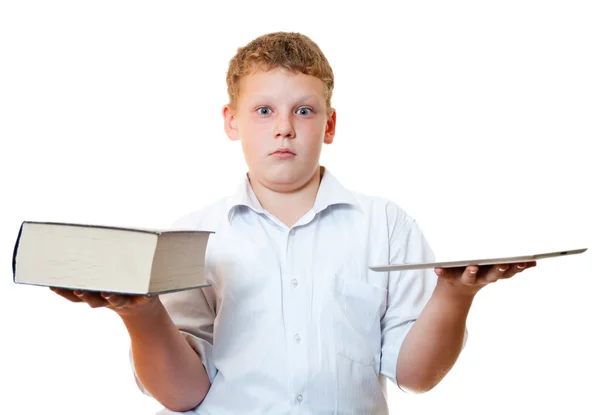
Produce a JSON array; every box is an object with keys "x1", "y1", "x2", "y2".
[
  {"x1": 302, "y1": 125, "x2": 327, "y2": 148},
  {"x1": 242, "y1": 120, "x2": 271, "y2": 140},
  {"x1": 239, "y1": 127, "x2": 268, "y2": 160}
]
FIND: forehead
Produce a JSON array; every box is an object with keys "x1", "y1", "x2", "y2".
[{"x1": 238, "y1": 68, "x2": 326, "y2": 102}]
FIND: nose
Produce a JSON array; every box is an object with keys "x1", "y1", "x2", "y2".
[{"x1": 273, "y1": 114, "x2": 295, "y2": 139}]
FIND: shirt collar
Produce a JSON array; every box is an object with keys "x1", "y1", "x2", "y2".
[{"x1": 226, "y1": 166, "x2": 361, "y2": 222}]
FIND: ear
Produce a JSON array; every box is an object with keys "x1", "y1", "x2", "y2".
[
  {"x1": 223, "y1": 104, "x2": 239, "y2": 141},
  {"x1": 324, "y1": 108, "x2": 336, "y2": 145}
]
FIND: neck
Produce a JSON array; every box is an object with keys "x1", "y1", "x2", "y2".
[{"x1": 249, "y1": 167, "x2": 323, "y2": 228}]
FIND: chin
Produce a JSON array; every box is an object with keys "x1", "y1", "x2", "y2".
[
  {"x1": 266, "y1": 171, "x2": 299, "y2": 187},
  {"x1": 260, "y1": 168, "x2": 307, "y2": 190}
]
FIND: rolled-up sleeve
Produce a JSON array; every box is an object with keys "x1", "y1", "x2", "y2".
[
  {"x1": 379, "y1": 203, "x2": 468, "y2": 385},
  {"x1": 131, "y1": 286, "x2": 218, "y2": 395}
]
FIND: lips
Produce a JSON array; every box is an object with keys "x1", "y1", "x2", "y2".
[{"x1": 271, "y1": 148, "x2": 296, "y2": 155}]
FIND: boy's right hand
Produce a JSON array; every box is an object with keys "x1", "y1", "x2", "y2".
[{"x1": 50, "y1": 287, "x2": 159, "y2": 318}]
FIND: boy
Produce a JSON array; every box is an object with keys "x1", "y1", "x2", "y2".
[{"x1": 52, "y1": 32, "x2": 536, "y2": 414}]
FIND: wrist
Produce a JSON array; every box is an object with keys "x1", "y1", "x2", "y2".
[
  {"x1": 433, "y1": 277, "x2": 478, "y2": 307},
  {"x1": 118, "y1": 296, "x2": 164, "y2": 326}
]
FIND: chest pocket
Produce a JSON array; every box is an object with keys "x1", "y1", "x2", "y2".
[{"x1": 332, "y1": 272, "x2": 388, "y2": 366}]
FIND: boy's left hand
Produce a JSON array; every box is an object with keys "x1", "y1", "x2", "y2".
[{"x1": 434, "y1": 261, "x2": 537, "y2": 297}]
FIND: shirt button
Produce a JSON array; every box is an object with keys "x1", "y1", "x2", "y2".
[
  {"x1": 294, "y1": 334, "x2": 301, "y2": 343},
  {"x1": 296, "y1": 394, "x2": 303, "y2": 403},
  {"x1": 291, "y1": 279, "x2": 299, "y2": 287}
]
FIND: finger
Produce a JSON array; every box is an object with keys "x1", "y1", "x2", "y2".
[
  {"x1": 434, "y1": 267, "x2": 448, "y2": 280},
  {"x1": 459, "y1": 266, "x2": 479, "y2": 285},
  {"x1": 434, "y1": 267, "x2": 463, "y2": 282},
  {"x1": 506, "y1": 261, "x2": 537, "y2": 277},
  {"x1": 132, "y1": 294, "x2": 154, "y2": 306},
  {"x1": 50, "y1": 287, "x2": 83, "y2": 303},
  {"x1": 482, "y1": 264, "x2": 510, "y2": 283},
  {"x1": 102, "y1": 293, "x2": 130, "y2": 308},
  {"x1": 504, "y1": 262, "x2": 528, "y2": 277},
  {"x1": 75, "y1": 290, "x2": 108, "y2": 308}
]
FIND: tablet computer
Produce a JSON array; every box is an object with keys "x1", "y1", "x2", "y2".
[{"x1": 369, "y1": 248, "x2": 587, "y2": 272}]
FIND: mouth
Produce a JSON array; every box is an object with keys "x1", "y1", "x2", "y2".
[{"x1": 270, "y1": 148, "x2": 296, "y2": 156}]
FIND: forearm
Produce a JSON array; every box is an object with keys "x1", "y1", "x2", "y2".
[
  {"x1": 121, "y1": 301, "x2": 210, "y2": 412},
  {"x1": 396, "y1": 279, "x2": 473, "y2": 393}
]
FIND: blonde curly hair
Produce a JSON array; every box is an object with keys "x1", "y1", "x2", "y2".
[{"x1": 226, "y1": 32, "x2": 334, "y2": 115}]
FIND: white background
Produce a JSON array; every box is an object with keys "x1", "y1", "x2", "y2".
[{"x1": 1, "y1": 1, "x2": 598, "y2": 414}]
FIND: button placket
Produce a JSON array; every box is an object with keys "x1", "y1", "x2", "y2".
[{"x1": 284, "y1": 226, "x2": 309, "y2": 407}]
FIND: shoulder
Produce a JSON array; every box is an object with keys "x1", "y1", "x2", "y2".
[
  {"x1": 349, "y1": 189, "x2": 416, "y2": 232},
  {"x1": 342, "y1": 188, "x2": 435, "y2": 261},
  {"x1": 170, "y1": 196, "x2": 231, "y2": 232}
]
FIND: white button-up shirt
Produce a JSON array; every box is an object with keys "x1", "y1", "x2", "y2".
[{"x1": 134, "y1": 168, "x2": 444, "y2": 414}]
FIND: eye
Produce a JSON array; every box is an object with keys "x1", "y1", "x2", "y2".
[
  {"x1": 257, "y1": 107, "x2": 272, "y2": 115},
  {"x1": 296, "y1": 107, "x2": 313, "y2": 116}
]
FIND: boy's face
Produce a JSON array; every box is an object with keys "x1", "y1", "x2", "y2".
[{"x1": 223, "y1": 67, "x2": 335, "y2": 192}]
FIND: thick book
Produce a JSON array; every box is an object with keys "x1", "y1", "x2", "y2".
[
  {"x1": 12, "y1": 221, "x2": 213, "y2": 295},
  {"x1": 369, "y1": 248, "x2": 587, "y2": 272}
]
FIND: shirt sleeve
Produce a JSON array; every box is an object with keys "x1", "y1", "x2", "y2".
[
  {"x1": 379, "y1": 202, "x2": 468, "y2": 386},
  {"x1": 131, "y1": 212, "x2": 219, "y2": 395},
  {"x1": 130, "y1": 286, "x2": 218, "y2": 394}
]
